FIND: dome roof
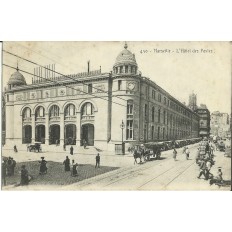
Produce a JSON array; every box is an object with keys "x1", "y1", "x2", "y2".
[
  {"x1": 8, "y1": 69, "x2": 27, "y2": 86},
  {"x1": 114, "y1": 43, "x2": 137, "y2": 67}
]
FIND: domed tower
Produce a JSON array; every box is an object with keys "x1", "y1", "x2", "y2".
[
  {"x1": 113, "y1": 43, "x2": 138, "y2": 75},
  {"x1": 7, "y1": 65, "x2": 27, "y2": 90}
]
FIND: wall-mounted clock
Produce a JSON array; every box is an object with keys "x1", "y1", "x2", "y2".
[{"x1": 128, "y1": 82, "x2": 135, "y2": 90}]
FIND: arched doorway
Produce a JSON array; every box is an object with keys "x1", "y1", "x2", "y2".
[
  {"x1": 65, "y1": 124, "x2": 76, "y2": 145},
  {"x1": 35, "y1": 125, "x2": 45, "y2": 144},
  {"x1": 81, "y1": 124, "x2": 94, "y2": 146},
  {"x1": 22, "y1": 125, "x2": 32, "y2": 144},
  {"x1": 49, "y1": 124, "x2": 60, "y2": 145}
]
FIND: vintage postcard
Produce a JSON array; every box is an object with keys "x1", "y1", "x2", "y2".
[{"x1": 1, "y1": 41, "x2": 231, "y2": 190}]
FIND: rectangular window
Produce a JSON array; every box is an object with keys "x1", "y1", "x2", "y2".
[
  {"x1": 118, "y1": 80, "x2": 122, "y2": 90},
  {"x1": 126, "y1": 120, "x2": 133, "y2": 140},
  {"x1": 158, "y1": 93, "x2": 161, "y2": 102},
  {"x1": 145, "y1": 104, "x2": 148, "y2": 120},
  {"x1": 158, "y1": 127, "x2": 160, "y2": 140},
  {"x1": 120, "y1": 66, "x2": 123, "y2": 73},
  {"x1": 127, "y1": 104, "x2": 133, "y2": 115},
  {"x1": 88, "y1": 84, "x2": 92, "y2": 93},
  {"x1": 125, "y1": 66, "x2": 128, "y2": 73},
  {"x1": 144, "y1": 124, "x2": 147, "y2": 141},
  {"x1": 164, "y1": 97, "x2": 166, "y2": 104},
  {"x1": 151, "y1": 126, "x2": 154, "y2": 140},
  {"x1": 163, "y1": 110, "x2": 166, "y2": 124}
]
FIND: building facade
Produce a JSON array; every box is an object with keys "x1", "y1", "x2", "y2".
[
  {"x1": 210, "y1": 111, "x2": 230, "y2": 138},
  {"x1": 194, "y1": 104, "x2": 210, "y2": 138},
  {"x1": 4, "y1": 43, "x2": 200, "y2": 152}
]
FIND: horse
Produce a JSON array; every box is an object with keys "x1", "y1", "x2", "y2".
[{"x1": 133, "y1": 148, "x2": 148, "y2": 164}]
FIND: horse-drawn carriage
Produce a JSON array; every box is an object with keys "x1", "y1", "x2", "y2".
[
  {"x1": 132, "y1": 142, "x2": 163, "y2": 164},
  {"x1": 216, "y1": 140, "x2": 225, "y2": 152},
  {"x1": 28, "y1": 142, "x2": 42, "y2": 152}
]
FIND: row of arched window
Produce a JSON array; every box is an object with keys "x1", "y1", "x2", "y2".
[{"x1": 22, "y1": 103, "x2": 94, "y2": 120}]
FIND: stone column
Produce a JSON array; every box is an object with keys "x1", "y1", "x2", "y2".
[
  {"x1": 32, "y1": 114, "x2": 35, "y2": 143},
  {"x1": 60, "y1": 113, "x2": 64, "y2": 146},
  {"x1": 45, "y1": 113, "x2": 49, "y2": 145},
  {"x1": 76, "y1": 112, "x2": 81, "y2": 146}
]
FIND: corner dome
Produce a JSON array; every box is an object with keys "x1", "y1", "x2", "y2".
[
  {"x1": 8, "y1": 69, "x2": 27, "y2": 86},
  {"x1": 113, "y1": 43, "x2": 138, "y2": 68}
]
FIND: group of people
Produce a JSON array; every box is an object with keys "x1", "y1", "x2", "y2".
[
  {"x1": 63, "y1": 156, "x2": 78, "y2": 176},
  {"x1": 196, "y1": 139, "x2": 223, "y2": 185},
  {"x1": 172, "y1": 146, "x2": 190, "y2": 161},
  {"x1": 1, "y1": 157, "x2": 17, "y2": 186}
]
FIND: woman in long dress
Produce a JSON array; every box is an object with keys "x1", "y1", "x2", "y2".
[{"x1": 39, "y1": 157, "x2": 47, "y2": 174}]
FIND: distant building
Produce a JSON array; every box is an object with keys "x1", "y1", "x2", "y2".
[
  {"x1": 210, "y1": 111, "x2": 230, "y2": 138},
  {"x1": 194, "y1": 104, "x2": 210, "y2": 138},
  {"x1": 188, "y1": 92, "x2": 198, "y2": 111}
]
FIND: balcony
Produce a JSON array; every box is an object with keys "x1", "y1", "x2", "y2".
[
  {"x1": 36, "y1": 117, "x2": 45, "y2": 122},
  {"x1": 81, "y1": 115, "x2": 95, "y2": 121},
  {"x1": 23, "y1": 117, "x2": 32, "y2": 123},
  {"x1": 49, "y1": 116, "x2": 60, "y2": 122},
  {"x1": 65, "y1": 115, "x2": 77, "y2": 121}
]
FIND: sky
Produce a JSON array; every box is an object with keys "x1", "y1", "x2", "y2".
[{"x1": 2, "y1": 41, "x2": 231, "y2": 114}]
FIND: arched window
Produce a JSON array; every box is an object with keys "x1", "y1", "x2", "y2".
[
  {"x1": 49, "y1": 105, "x2": 60, "y2": 118},
  {"x1": 22, "y1": 107, "x2": 31, "y2": 119},
  {"x1": 35, "y1": 106, "x2": 45, "y2": 118},
  {"x1": 65, "y1": 104, "x2": 75, "y2": 117},
  {"x1": 81, "y1": 102, "x2": 94, "y2": 117}
]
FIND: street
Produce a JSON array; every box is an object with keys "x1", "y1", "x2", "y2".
[{"x1": 2, "y1": 143, "x2": 231, "y2": 190}]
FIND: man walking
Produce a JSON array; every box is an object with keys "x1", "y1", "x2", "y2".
[
  {"x1": 70, "y1": 146, "x2": 74, "y2": 155},
  {"x1": 63, "y1": 156, "x2": 70, "y2": 172},
  {"x1": 20, "y1": 165, "x2": 29, "y2": 186},
  {"x1": 95, "y1": 153, "x2": 100, "y2": 168},
  {"x1": 2, "y1": 159, "x2": 7, "y2": 186}
]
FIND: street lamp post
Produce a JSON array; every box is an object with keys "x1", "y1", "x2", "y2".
[{"x1": 120, "y1": 120, "x2": 125, "y2": 155}]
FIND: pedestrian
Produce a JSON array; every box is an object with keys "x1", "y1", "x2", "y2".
[
  {"x1": 185, "y1": 147, "x2": 190, "y2": 160},
  {"x1": 7, "y1": 157, "x2": 13, "y2": 176},
  {"x1": 63, "y1": 143, "x2": 66, "y2": 151},
  {"x1": 83, "y1": 139, "x2": 87, "y2": 149},
  {"x1": 20, "y1": 165, "x2": 29, "y2": 186},
  {"x1": 63, "y1": 156, "x2": 70, "y2": 172},
  {"x1": 70, "y1": 146, "x2": 74, "y2": 155},
  {"x1": 95, "y1": 153, "x2": 100, "y2": 168},
  {"x1": 216, "y1": 167, "x2": 223, "y2": 183},
  {"x1": 198, "y1": 158, "x2": 207, "y2": 180},
  {"x1": 11, "y1": 157, "x2": 16, "y2": 176},
  {"x1": 182, "y1": 146, "x2": 186, "y2": 154},
  {"x1": 14, "y1": 145, "x2": 18, "y2": 152},
  {"x1": 39, "y1": 157, "x2": 47, "y2": 175},
  {"x1": 72, "y1": 163, "x2": 78, "y2": 177},
  {"x1": 173, "y1": 148, "x2": 177, "y2": 161},
  {"x1": 2, "y1": 159, "x2": 7, "y2": 186}
]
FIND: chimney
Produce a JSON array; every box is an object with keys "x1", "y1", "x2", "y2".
[{"x1": 88, "y1": 60, "x2": 90, "y2": 74}]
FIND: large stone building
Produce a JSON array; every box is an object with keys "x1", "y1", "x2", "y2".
[
  {"x1": 210, "y1": 111, "x2": 230, "y2": 138},
  {"x1": 194, "y1": 104, "x2": 211, "y2": 138},
  {"x1": 4, "y1": 43, "x2": 200, "y2": 152}
]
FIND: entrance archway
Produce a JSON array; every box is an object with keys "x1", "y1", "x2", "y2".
[
  {"x1": 35, "y1": 125, "x2": 45, "y2": 144},
  {"x1": 81, "y1": 124, "x2": 94, "y2": 146},
  {"x1": 65, "y1": 124, "x2": 76, "y2": 145},
  {"x1": 22, "y1": 125, "x2": 32, "y2": 144},
  {"x1": 49, "y1": 124, "x2": 60, "y2": 145}
]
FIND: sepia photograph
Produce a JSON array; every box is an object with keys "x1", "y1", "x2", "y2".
[{"x1": 1, "y1": 41, "x2": 231, "y2": 191}]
